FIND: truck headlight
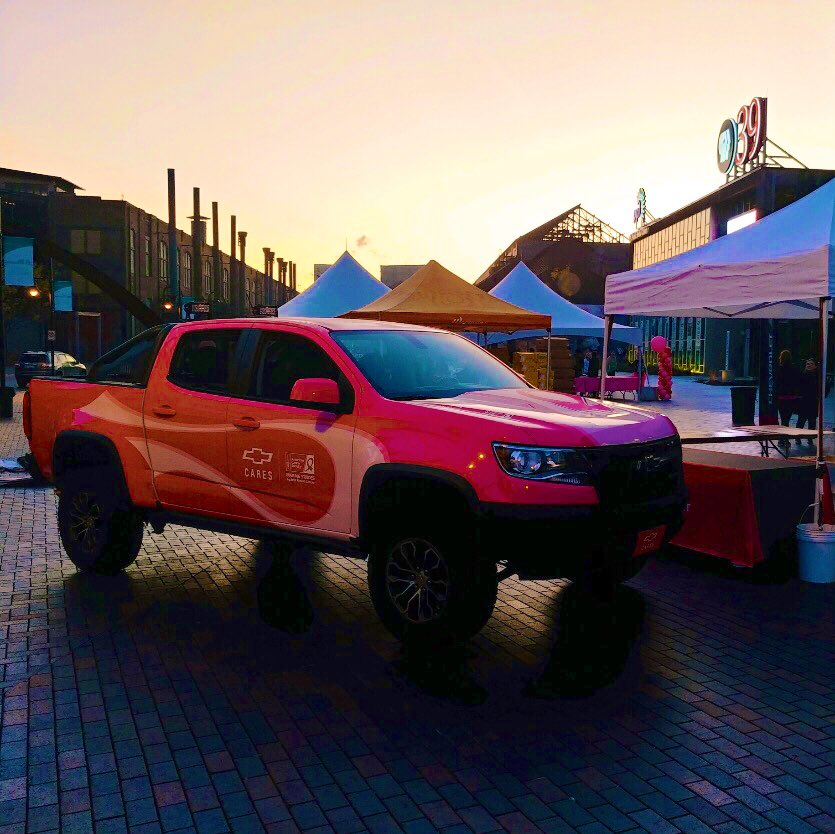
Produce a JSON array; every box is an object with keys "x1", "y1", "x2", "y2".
[{"x1": 492, "y1": 443, "x2": 592, "y2": 485}]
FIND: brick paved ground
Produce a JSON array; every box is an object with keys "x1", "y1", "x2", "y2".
[{"x1": 2, "y1": 389, "x2": 835, "y2": 834}]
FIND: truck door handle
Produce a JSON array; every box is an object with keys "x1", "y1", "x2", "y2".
[
  {"x1": 153, "y1": 405, "x2": 176, "y2": 418},
  {"x1": 233, "y1": 416, "x2": 260, "y2": 430}
]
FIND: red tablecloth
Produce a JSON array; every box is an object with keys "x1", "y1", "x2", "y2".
[
  {"x1": 672, "y1": 460, "x2": 762, "y2": 566},
  {"x1": 672, "y1": 450, "x2": 816, "y2": 567}
]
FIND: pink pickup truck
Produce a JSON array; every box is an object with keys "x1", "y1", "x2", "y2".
[{"x1": 25, "y1": 319, "x2": 686, "y2": 646}]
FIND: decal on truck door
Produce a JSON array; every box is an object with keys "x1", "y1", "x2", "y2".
[
  {"x1": 285, "y1": 452, "x2": 316, "y2": 484},
  {"x1": 227, "y1": 427, "x2": 337, "y2": 524},
  {"x1": 243, "y1": 448, "x2": 275, "y2": 481},
  {"x1": 243, "y1": 448, "x2": 273, "y2": 464}
]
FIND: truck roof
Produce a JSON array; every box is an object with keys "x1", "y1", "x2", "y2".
[{"x1": 171, "y1": 317, "x2": 448, "y2": 334}]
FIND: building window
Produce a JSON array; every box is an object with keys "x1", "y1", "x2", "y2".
[
  {"x1": 144, "y1": 237, "x2": 151, "y2": 277},
  {"x1": 223, "y1": 267, "x2": 229, "y2": 300},
  {"x1": 204, "y1": 259, "x2": 212, "y2": 291},
  {"x1": 183, "y1": 252, "x2": 192, "y2": 292},
  {"x1": 129, "y1": 229, "x2": 136, "y2": 279},
  {"x1": 70, "y1": 229, "x2": 102, "y2": 255},
  {"x1": 158, "y1": 240, "x2": 168, "y2": 282}
]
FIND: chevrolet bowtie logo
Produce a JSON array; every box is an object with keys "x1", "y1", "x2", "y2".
[{"x1": 243, "y1": 448, "x2": 273, "y2": 465}]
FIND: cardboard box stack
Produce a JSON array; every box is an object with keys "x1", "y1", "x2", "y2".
[
  {"x1": 513, "y1": 352, "x2": 548, "y2": 388},
  {"x1": 510, "y1": 339, "x2": 575, "y2": 393},
  {"x1": 489, "y1": 344, "x2": 512, "y2": 366}
]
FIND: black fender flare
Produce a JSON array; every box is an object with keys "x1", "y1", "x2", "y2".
[
  {"x1": 52, "y1": 430, "x2": 130, "y2": 504},
  {"x1": 357, "y1": 463, "x2": 481, "y2": 544}
]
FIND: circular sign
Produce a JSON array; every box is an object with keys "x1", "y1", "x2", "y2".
[{"x1": 717, "y1": 118, "x2": 738, "y2": 174}]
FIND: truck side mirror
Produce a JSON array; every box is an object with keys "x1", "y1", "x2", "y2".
[{"x1": 289, "y1": 377, "x2": 341, "y2": 408}]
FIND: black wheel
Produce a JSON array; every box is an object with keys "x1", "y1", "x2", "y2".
[
  {"x1": 58, "y1": 474, "x2": 144, "y2": 574},
  {"x1": 368, "y1": 525, "x2": 497, "y2": 648}
]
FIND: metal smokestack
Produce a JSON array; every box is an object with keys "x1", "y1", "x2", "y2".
[
  {"x1": 277, "y1": 258, "x2": 286, "y2": 304},
  {"x1": 191, "y1": 187, "x2": 202, "y2": 298},
  {"x1": 212, "y1": 201, "x2": 221, "y2": 302},
  {"x1": 263, "y1": 248, "x2": 271, "y2": 306},
  {"x1": 230, "y1": 215, "x2": 237, "y2": 313},
  {"x1": 167, "y1": 169, "x2": 180, "y2": 309},
  {"x1": 238, "y1": 231, "x2": 248, "y2": 311}
]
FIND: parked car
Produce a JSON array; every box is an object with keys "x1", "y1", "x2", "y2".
[
  {"x1": 15, "y1": 351, "x2": 87, "y2": 388},
  {"x1": 23, "y1": 320, "x2": 686, "y2": 647}
]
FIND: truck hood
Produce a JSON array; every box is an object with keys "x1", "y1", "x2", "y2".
[{"x1": 413, "y1": 388, "x2": 677, "y2": 447}]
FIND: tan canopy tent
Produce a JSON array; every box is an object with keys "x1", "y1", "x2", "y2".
[{"x1": 341, "y1": 260, "x2": 551, "y2": 332}]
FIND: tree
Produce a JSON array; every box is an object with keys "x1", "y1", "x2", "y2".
[{"x1": 2, "y1": 262, "x2": 51, "y2": 322}]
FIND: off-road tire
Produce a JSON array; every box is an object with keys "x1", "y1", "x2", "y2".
[
  {"x1": 368, "y1": 522, "x2": 497, "y2": 649},
  {"x1": 57, "y1": 474, "x2": 144, "y2": 574}
]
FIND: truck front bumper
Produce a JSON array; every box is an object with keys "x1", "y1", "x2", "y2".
[{"x1": 478, "y1": 492, "x2": 687, "y2": 581}]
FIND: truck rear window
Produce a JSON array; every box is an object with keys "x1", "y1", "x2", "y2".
[{"x1": 87, "y1": 327, "x2": 163, "y2": 385}]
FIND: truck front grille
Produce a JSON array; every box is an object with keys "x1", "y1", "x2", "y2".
[{"x1": 585, "y1": 436, "x2": 684, "y2": 505}]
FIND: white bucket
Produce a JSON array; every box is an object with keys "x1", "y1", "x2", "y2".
[{"x1": 796, "y1": 524, "x2": 835, "y2": 583}]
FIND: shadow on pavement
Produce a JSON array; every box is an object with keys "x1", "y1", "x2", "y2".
[
  {"x1": 525, "y1": 583, "x2": 647, "y2": 700},
  {"x1": 256, "y1": 542, "x2": 315, "y2": 633},
  {"x1": 60, "y1": 540, "x2": 652, "y2": 720}
]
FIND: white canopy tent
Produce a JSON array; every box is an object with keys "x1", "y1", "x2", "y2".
[
  {"x1": 486, "y1": 262, "x2": 642, "y2": 345},
  {"x1": 603, "y1": 178, "x2": 835, "y2": 521},
  {"x1": 278, "y1": 251, "x2": 388, "y2": 317}
]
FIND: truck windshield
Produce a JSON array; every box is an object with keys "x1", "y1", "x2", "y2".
[{"x1": 331, "y1": 330, "x2": 528, "y2": 400}]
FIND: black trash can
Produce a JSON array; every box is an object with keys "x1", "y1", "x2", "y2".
[
  {"x1": 730, "y1": 386, "x2": 757, "y2": 426},
  {"x1": 0, "y1": 387, "x2": 14, "y2": 420}
]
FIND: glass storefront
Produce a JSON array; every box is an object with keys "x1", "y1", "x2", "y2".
[
  {"x1": 629, "y1": 209, "x2": 712, "y2": 373},
  {"x1": 632, "y1": 208, "x2": 711, "y2": 268}
]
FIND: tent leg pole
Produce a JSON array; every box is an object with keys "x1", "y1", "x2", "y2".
[
  {"x1": 816, "y1": 297, "x2": 829, "y2": 526},
  {"x1": 600, "y1": 316, "x2": 612, "y2": 400},
  {"x1": 546, "y1": 332, "x2": 552, "y2": 391}
]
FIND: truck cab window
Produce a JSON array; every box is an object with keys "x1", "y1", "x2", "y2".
[
  {"x1": 168, "y1": 330, "x2": 242, "y2": 394},
  {"x1": 87, "y1": 327, "x2": 163, "y2": 385},
  {"x1": 250, "y1": 332, "x2": 348, "y2": 405}
]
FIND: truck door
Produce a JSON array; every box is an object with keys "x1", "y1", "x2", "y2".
[
  {"x1": 144, "y1": 326, "x2": 249, "y2": 514},
  {"x1": 225, "y1": 328, "x2": 357, "y2": 535}
]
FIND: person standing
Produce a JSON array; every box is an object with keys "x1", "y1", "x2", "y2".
[
  {"x1": 775, "y1": 349, "x2": 801, "y2": 428},
  {"x1": 575, "y1": 348, "x2": 600, "y2": 378},
  {"x1": 796, "y1": 357, "x2": 818, "y2": 444}
]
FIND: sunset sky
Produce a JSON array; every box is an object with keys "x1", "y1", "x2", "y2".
[{"x1": 2, "y1": 1, "x2": 834, "y2": 290}]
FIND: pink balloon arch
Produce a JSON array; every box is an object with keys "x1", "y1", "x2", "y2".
[{"x1": 650, "y1": 336, "x2": 672, "y2": 401}]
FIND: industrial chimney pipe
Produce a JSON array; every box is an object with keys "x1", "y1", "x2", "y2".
[
  {"x1": 212, "y1": 201, "x2": 221, "y2": 303},
  {"x1": 167, "y1": 169, "x2": 180, "y2": 311},
  {"x1": 238, "y1": 231, "x2": 248, "y2": 311},
  {"x1": 230, "y1": 216, "x2": 237, "y2": 314}
]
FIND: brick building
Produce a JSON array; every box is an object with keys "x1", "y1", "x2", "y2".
[{"x1": 1, "y1": 168, "x2": 296, "y2": 363}]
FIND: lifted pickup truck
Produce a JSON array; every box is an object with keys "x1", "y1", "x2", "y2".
[{"x1": 25, "y1": 319, "x2": 686, "y2": 646}]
